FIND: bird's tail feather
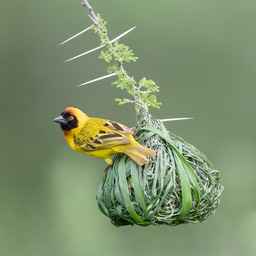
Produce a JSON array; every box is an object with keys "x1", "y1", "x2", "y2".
[{"x1": 123, "y1": 144, "x2": 156, "y2": 165}]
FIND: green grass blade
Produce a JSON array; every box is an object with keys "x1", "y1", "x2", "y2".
[
  {"x1": 117, "y1": 156, "x2": 148, "y2": 225},
  {"x1": 140, "y1": 125, "x2": 201, "y2": 216},
  {"x1": 130, "y1": 161, "x2": 147, "y2": 211}
]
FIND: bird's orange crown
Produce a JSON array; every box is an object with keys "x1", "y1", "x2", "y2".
[{"x1": 64, "y1": 107, "x2": 88, "y2": 122}]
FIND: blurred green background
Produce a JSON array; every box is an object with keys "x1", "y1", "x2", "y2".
[{"x1": 1, "y1": 0, "x2": 256, "y2": 255}]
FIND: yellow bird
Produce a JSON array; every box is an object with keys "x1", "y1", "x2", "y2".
[{"x1": 53, "y1": 107, "x2": 156, "y2": 170}]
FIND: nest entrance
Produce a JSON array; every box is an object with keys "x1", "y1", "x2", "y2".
[{"x1": 97, "y1": 115, "x2": 223, "y2": 226}]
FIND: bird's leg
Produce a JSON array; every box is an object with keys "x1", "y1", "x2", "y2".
[
  {"x1": 104, "y1": 164, "x2": 112, "y2": 173},
  {"x1": 104, "y1": 157, "x2": 113, "y2": 173}
]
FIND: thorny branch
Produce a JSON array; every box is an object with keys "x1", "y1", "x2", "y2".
[
  {"x1": 81, "y1": 0, "x2": 103, "y2": 29},
  {"x1": 81, "y1": 0, "x2": 148, "y2": 117}
]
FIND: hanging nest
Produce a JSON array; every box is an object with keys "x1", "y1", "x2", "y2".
[{"x1": 96, "y1": 113, "x2": 224, "y2": 226}]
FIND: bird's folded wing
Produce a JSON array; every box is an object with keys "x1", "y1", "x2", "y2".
[
  {"x1": 104, "y1": 120, "x2": 134, "y2": 135},
  {"x1": 74, "y1": 131, "x2": 130, "y2": 152}
]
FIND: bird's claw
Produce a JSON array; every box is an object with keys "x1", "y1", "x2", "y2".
[{"x1": 104, "y1": 165, "x2": 111, "y2": 173}]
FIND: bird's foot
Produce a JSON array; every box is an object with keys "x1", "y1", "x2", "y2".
[{"x1": 104, "y1": 165, "x2": 112, "y2": 173}]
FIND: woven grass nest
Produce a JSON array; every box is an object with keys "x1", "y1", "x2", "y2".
[{"x1": 97, "y1": 113, "x2": 223, "y2": 226}]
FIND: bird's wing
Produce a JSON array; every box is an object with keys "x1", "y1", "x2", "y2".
[
  {"x1": 104, "y1": 120, "x2": 134, "y2": 135},
  {"x1": 74, "y1": 119, "x2": 132, "y2": 152}
]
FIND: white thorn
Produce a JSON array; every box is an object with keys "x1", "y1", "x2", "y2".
[
  {"x1": 160, "y1": 117, "x2": 194, "y2": 122},
  {"x1": 64, "y1": 44, "x2": 105, "y2": 63},
  {"x1": 64, "y1": 26, "x2": 136, "y2": 63},
  {"x1": 77, "y1": 73, "x2": 116, "y2": 87},
  {"x1": 58, "y1": 26, "x2": 92, "y2": 46},
  {"x1": 110, "y1": 26, "x2": 136, "y2": 43}
]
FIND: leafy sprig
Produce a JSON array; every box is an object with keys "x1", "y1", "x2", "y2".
[{"x1": 90, "y1": 13, "x2": 162, "y2": 113}]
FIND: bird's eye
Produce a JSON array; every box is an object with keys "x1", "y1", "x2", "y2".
[{"x1": 69, "y1": 116, "x2": 74, "y2": 121}]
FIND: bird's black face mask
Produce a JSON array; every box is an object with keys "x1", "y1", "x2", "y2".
[{"x1": 53, "y1": 112, "x2": 78, "y2": 131}]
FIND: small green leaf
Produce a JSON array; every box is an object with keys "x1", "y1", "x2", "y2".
[
  {"x1": 106, "y1": 65, "x2": 115, "y2": 74},
  {"x1": 99, "y1": 50, "x2": 112, "y2": 63}
]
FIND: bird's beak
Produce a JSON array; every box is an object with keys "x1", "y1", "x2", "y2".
[{"x1": 53, "y1": 115, "x2": 67, "y2": 125}]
